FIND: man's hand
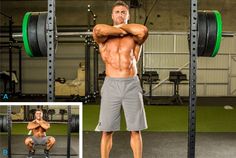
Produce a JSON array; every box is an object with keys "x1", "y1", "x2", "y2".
[
  {"x1": 93, "y1": 24, "x2": 128, "y2": 44},
  {"x1": 113, "y1": 24, "x2": 128, "y2": 36},
  {"x1": 40, "y1": 120, "x2": 50, "y2": 130},
  {"x1": 118, "y1": 24, "x2": 148, "y2": 45},
  {"x1": 113, "y1": 24, "x2": 123, "y2": 28},
  {"x1": 27, "y1": 121, "x2": 40, "y2": 130}
]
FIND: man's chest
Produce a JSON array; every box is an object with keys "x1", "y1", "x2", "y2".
[{"x1": 101, "y1": 36, "x2": 136, "y2": 57}]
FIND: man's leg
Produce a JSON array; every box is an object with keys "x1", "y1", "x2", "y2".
[
  {"x1": 25, "y1": 137, "x2": 35, "y2": 157},
  {"x1": 44, "y1": 136, "x2": 56, "y2": 157},
  {"x1": 130, "y1": 131, "x2": 142, "y2": 158},
  {"x1": 25, "y1": 137, "x2": 34, "y2": 151},
  {"x1": 45, "y1": 136, "x2": 56, "y2": 150},
  {"x1": 101, "y1": 131, "x2": 113, "y2": 158}
]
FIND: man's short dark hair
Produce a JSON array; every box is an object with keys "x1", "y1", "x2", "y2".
[
  {"x1": 35, "y1": 109, "x2": 43, "y2": 114},
  {"x1": 112, "y1": 1, "x2": 129, "y2": 11}
]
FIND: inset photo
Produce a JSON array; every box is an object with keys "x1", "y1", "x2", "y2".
[{"x1": 0, "y1": 102, "x2": 82, "y2": 158}]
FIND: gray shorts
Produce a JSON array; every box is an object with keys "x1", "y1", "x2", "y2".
[
  {"x1": 95, "y1": 76, "x2": 148, "y2": 131},
  {"x1": 30, "y1": 136, "x2": 50, "y2": 146}
]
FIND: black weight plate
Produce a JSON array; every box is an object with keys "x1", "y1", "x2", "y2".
[
  {"x1": 2, "y1": 115, "x2": 8, "y2": 132},
  {"x1": 71, "y1": 115, "x2": 79, "y2": 132},
  {"x1": 71, "y1": 115, "x2": 75, "y2": 132},
  {"x1": 203, "y1": 12, "x2": 217, "y2": 57},
  {"x1": 76, "y1": 115, "x2": 79, "y2": 132},
  {"x1": 197, "y1": 11, "x2": 207, "y2": 56},
  {"x1": 28, "y1": 12, "x2": 42, "y2": 57},
  {"x1": 37, "y1": 12, "x2": 48, "y2": 57},
  {"x1": 0, "y1": 115, "x2": 3, "y2": 132}
]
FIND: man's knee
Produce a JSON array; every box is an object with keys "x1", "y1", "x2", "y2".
[
  {"x1": 130, "y1": 131, "x2": 141, "y2": 138},
  {"x1": 25, "y1": 137, "x2": 33, "y2": 146},
  {"x1": 102, "y1": 131, "x2": 113, "y2": 139},
  {"x1": 48, "y1": 136, "x2": 56, "y2": 145}
]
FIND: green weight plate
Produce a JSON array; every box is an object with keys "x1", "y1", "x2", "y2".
[
  {"x1": 203, "y1": 11, "x2": 217, "y2": 57},
  {"x1": 211, "y1": 10, "x2": 222, "y2": 57},
  {"x1": 22, "y1": 12, "x2": 33, "y2": 57},
  {"x1": 37, "y1": 12, "x2": 48, "y2": 57},
  {"x1": 28, "y1": 12, "x2": 42, "y2": 57}
]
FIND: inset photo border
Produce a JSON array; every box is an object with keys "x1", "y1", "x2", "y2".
[{"x1": 0, "y1": 102, "x2": 82, "y2": 158}]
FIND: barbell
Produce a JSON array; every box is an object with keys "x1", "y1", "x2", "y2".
[
  {"x1": 13, "y1": 10, "x2": 222, "y2": 57},
  {"x1": 0, "y1": 114, "x2": 79, "y2": 133}
]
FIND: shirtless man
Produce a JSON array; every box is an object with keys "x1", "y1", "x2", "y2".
[
  {"x1": 24, "y1": 109, "x2": 56, "y2": 157},
  {"x1": 93, "y1": 1, "x2": 148, "y2": 158}
]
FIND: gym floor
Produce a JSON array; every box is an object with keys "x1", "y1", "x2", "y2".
[
  {"x1": 83, "y1": 104, "x2": 236, "y2": 132},
  {"x1": 83, "y1": 132, "x2": 236, "y2": 158},
  {"x1": 0, "y1": 135, "x2": 79, "y2": 158},
  {"x1": 83, "y1": 104, "x2": 236, "y2": 158}
]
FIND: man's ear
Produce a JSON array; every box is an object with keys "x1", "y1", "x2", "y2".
[
  {"x1": 111, "y1": 13, "x2": 114, "y2": 21},
  {"x1": 127, "y1": 13, "x2": 130, "y2": 23}
]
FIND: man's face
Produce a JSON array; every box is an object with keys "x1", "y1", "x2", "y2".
[
  {"x1": 112, "y1": 5, "x2": 129, "y2": 25},
  {"x1": 35, "y1": 111, "x2": 43, "y2": 120}
]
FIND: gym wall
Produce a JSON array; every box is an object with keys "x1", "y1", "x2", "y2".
[
  {"x1": 0, "y1": 105, "x2": 79, "y2": 121},
  {"x1": 0, "y1": 0, "x2": 236, "y2": 96},
  {"x1": 143, "y1": 34, "x2": 236, "y2": 96}
]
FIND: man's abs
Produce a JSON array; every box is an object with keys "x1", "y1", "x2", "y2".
[
  {"x1": 32, "y1": 126, "x2": 46, "y2": 138},
  {"x1": 100, "y1": 36, "x2": 139, "y2": 78}
]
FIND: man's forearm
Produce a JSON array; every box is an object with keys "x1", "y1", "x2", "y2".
[
  {"x1": 39, "y1": 121, "x2": 50, "y2": 130},
  {"x1": 119, "y1": 24, "x2": 147, "y2": 36},
  {"x1": 93, "y1": 24, "x2": 127, "y2": 37},
  {"x1": 27, "y1": 122, "x2": 40, "y2": 130},
  {"x1": 119, "y1": 24, "x2": 148, "y2": 44}
]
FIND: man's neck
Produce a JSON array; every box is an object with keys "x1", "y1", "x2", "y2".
[{"x1": 113, "y1": 22, "x2": 127, "y2": 26}]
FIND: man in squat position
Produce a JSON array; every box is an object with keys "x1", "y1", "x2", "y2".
[
  {"x1": 25, "y1": 109, "x2": 56, "y2": 157},
  {"x1": 93, "y1": 1, "x2": 148, "y2": 158}
]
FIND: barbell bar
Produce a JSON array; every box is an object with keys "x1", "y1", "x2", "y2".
[
  {"x1": 13, "y1": 31, "x2": 233, "y2": 38},
  {"x1": 0, "y1": 114, "x2": 79, "y2": 133},
  {"x1": 13, "y1": 31, "x2": 93, "y2": 38}
]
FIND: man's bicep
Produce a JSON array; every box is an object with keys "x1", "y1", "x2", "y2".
[
  {"x1": 93, "y1": 25, "x2": 108, "y2": 44},
  {"x1": 93, "y1": 35, "x2": 108, "y2": 44}
]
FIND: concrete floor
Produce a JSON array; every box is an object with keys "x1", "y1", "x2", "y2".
[
  {"x1": 83, "y1": 131, "x2": 236, "y2": 158},
  {"x1": 0, "y1": 135, "x2": 79, "y2": 158}
]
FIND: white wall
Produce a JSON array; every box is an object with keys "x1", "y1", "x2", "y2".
[{"x1": 143, "y1": 32, "x2": 236, "y2": 96}]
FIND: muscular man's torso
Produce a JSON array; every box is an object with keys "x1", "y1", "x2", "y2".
[
  {"x1": 32, "y1": 126, "x2": 46, "y2": 138},
  {"x1": 29, "y1": 121, "x2": 47, "y2": 138},
  {"x1": 99, "y1": 35, "x2": 141, "y2": 78}
]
